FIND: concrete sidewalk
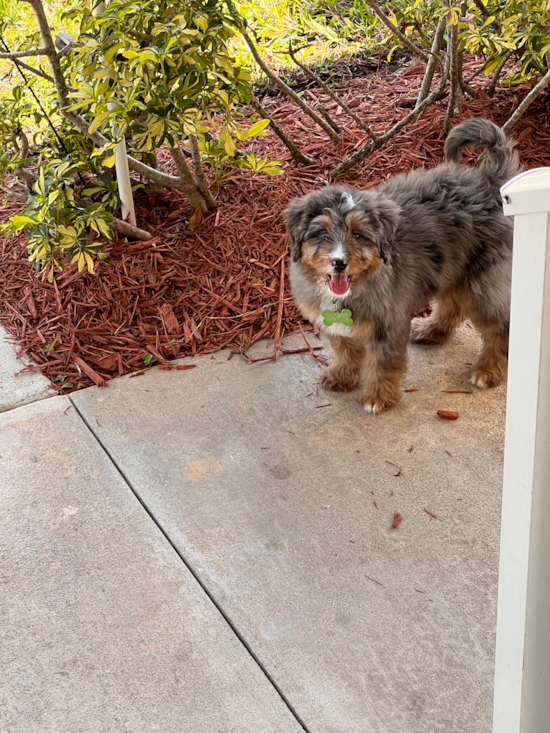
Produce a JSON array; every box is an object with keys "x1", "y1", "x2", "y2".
[
  {"x1": 1, "y1": 323, "x2": 506, "y2": 732},
  {"x1": 0, "y1": 397, "x2": 301, "y2": 733},
  {"x1": 0, "y1": 325, "x2": 55, "y2": 413}
]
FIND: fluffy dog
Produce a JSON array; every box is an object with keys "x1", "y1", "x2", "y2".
[{"x1": 285, "y1": 118, "x2": 520, "y2": 413}]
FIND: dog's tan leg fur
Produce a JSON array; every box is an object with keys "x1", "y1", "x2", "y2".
[
  {"x1": 410, "y1": 290, "x2": 463, "y2": 344},
  {"x1": 361, "y1": 346, "x2": 407, "y2": 413},
  {"x1": 470, "y1": 323, "x2": 508, "y2": 388},
  {"x1": 320, "y1": 336, "x2": 365, "y2": 391}
]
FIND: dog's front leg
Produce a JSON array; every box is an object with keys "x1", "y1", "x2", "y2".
[
  {"x1": 319, "y1": 335, "x2": 365, "y2": 392},
  {"x1": 361, "y1": 338, "x2": 408, "y2": 414}
]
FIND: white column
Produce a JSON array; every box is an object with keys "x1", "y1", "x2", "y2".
[{"x1": 493, "y1": 168, "x2": 550, "y2": 733}]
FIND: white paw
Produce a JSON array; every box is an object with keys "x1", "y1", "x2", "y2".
[
  {"x1": 363, "y1": 402, "x2": 381, "y2": 414},
  {"x1": 470, "y1": 374, "x2": 487, "y2": 389}
]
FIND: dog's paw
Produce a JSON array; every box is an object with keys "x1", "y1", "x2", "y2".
[
  {"x1": 362, "y1": 400, "x2": 385, "y2": 414},
  {"x1": 470, "y1": 365, "x2": 504, "y2": 389},
  {"x1": 360, "y1": 385, "x2": 400, "y2": 414},
  {"x1": 319, "y1": 365, "x2": 359, "y2": 392},
  {"x1": 409, "y1": 317, "x2": 449, "y2": 344}
]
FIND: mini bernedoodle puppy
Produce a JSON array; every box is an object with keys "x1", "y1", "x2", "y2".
[{"x1": 285, "y1": 118, "x2": 520, "y2": 413}]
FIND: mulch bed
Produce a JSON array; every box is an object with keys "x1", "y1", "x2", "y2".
[{"x1": 1, "y1": 56, "x2": 549, "y2": 392}]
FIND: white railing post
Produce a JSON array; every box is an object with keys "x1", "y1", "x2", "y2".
[{"x1": 493, "y1": 168, "x2": 550, "y2": 733}]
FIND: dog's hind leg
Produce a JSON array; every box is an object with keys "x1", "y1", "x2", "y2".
[
  {"x1": 409, "y1": 289, "x2": 463, "y2": 344},
  {"x1": 470, "y1": 323, "x2": 508, "y2": 388},
  {"x1": 462, "y1": 264, "x2": 510, "y2": 388},
  {"x1": 320, "y1": 335, "x2": 365, "y2": 392}
]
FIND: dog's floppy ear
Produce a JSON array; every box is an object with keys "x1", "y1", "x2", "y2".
[
  {"x1": 284, "y1": 197, "x2": 309, "y2": 262},
  {"x1": 357, "y1": 195, "x2": 400, "y2": 266}
]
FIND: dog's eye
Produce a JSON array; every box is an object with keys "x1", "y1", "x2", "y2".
[{"x1": 352, "y1": 232, "x2": 361, "y2": 240}]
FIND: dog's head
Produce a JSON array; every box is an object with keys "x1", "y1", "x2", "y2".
[{"x1": 284, "y1": 186, "x2": 400, "y2": 297}]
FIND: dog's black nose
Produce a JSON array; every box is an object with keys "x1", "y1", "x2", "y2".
[{"x1": 331, "y1": 258, "x2": 348, "y2": 273}]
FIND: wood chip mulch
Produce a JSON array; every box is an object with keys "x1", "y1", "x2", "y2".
[{"x1": 1, "y1": 57, "x2": 549, "y2": 392}]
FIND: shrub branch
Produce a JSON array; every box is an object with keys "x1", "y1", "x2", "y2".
[
  {"x1": 240, "y1": 31, "x2": 342, "y2": 143},
  {"x1": 364, "y1": 0, "x2": 434, "y2": 68},
  {"x1": 488, "y1": 50, "x2": 512, "y2": 97},
  {"x1": 330, "y1": 70, "x2": 448, "y2": 178},
  {"x1": 502, "y1": 53, "x2": 550, "y2": 133},
  {"x1": 287, "y1": 46, "x2": 379, "y2": 141},
  {"x1": 0, "y1": 47, "x2": 49, "y2": 59},
  {"x1": 10, "y1": 59, "x2": 55, "y2": 83},
  {"x1": 189, "y1": 135, "x2": 217, "y2": 208},
  {"x1": 170, "y1": 145, "x2": 208, "y2": 212},
  {"x1": 444, "y1": 18, "x2": 460, "y2": 134},
  {"x1": 416, "y1": 13, "x2": 446, "y2": 107},
  {"x1": 249, "y1": 96, "x2": 317, "y2": 166}
]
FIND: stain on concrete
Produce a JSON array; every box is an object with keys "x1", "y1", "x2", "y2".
[
  {"x1": 270, "y1": 465, "x2": 291, "y2": 480},
  {"x1": 182, "y1": 458, "x2": 222, "y2": 483}
]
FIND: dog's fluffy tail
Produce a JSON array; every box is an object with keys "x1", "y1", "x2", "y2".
[{"x1": 445, "y1": 118, "x2": 520, "y2": 185}]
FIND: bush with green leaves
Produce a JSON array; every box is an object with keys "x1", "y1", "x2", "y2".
[
  {"x1": 462, "y1": 0, "x2": 550, "y2": 86},
  {"x1": 0, "y1": 0, "x2": 282, "y2": 280},
  {"x1": 359, "y1": 1, "x2": 550, "y2": 84},
  {"x1": 238, "y1": 0, "x2": 549, "y2": 88}
]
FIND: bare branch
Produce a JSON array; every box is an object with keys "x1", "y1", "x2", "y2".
[
  {"x1": 444, "y1": 19, "x2": 459, "y2": 134},
  {"x1": 503, "y1": 54, "x2": 550, "y2": 133},
  {"x1": 330, "y1": 70, "x2": 448, "y2": 178},
  {"x1": 170, "y1": 145, "x2": 208, "y2": 212},
  {"x1": 11, "y1": 59, "x2": 55, "y2": 83},
  {"x1": 109, "y1": 217, "x2": 153, "y2": 240},
  {"x1": 315, "y1": 105, "x2": 341, "y2": 135},
  {"x1": 0, "y1": 182, "x2": 28, "y2": 202},
  {"x1": 27, "y1": 0, "x2": 71, "y2": 109},
  {"x1": 249, "y1": 96, "x2": 317, "y2": 167},
  {"x1": 488, "y1": 50, "x2": 512, "y2": 97},
  {"x1": 189, "y1": 135, "x2": 217, "y2": 209},
  {"x1": 460, "y1": 77, "x2": 477, "y2": 98},
  {"x1": 465, "y1": 64, "x2": 486, "y2": 84},
  {"x1": 126, "y1": 29, "x2": 154, "y2": 42},
  {"x1": 16, "y1": 129, "x2": 29, "y2": 159},
  {"x1": 240, "y1": 32, "x2": 341, "y2": 143},
  {"x1": 472, "y1": 0, "x2": 500, "y2": 31},
  {"x1": 416, "y1": 13, "x2": 446, "y2": 108},
  {"x1": 127, "y1": 153, "x2": 195, "y2": 191},
  {"x1": 9, "y1": 131, "x2": 37, "y2": 188},
  {"x1": 0, "y1": 47, "x2": 50, "y2": 60},
  {"x1": 365, "y1": 0, "x2": 435, "y2": 68},
  {"x1": 473, "y1": 0, "x2": 490, "y2": 18},
  {"x1": 287, "y1": 48, "x2": 379, "y2": 141}
]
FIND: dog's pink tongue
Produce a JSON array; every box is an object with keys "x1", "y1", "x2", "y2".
[{"x1": 329, "y1": 274, "x2": 349, "y2": 295}]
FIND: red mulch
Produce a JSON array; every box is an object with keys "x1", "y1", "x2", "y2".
[{"x1": 1, "y1": 57, "x2": 549, "y2": 392}]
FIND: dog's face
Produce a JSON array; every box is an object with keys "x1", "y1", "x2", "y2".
[{"x1": 284, "y1": 186, "x2": 400, "y2": 297}]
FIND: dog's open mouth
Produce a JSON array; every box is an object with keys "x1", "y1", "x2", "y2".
[{"x1": 327, "y1": 273, "x2": 351, "y2": 296}]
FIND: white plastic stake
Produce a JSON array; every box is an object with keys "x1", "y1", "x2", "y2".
[
  {"x1": 108, "y1": 103, "x2": 136, "y2": 227},
  {"x1": 493, "y1": 168, "x2": 550, "y2": 733}
]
